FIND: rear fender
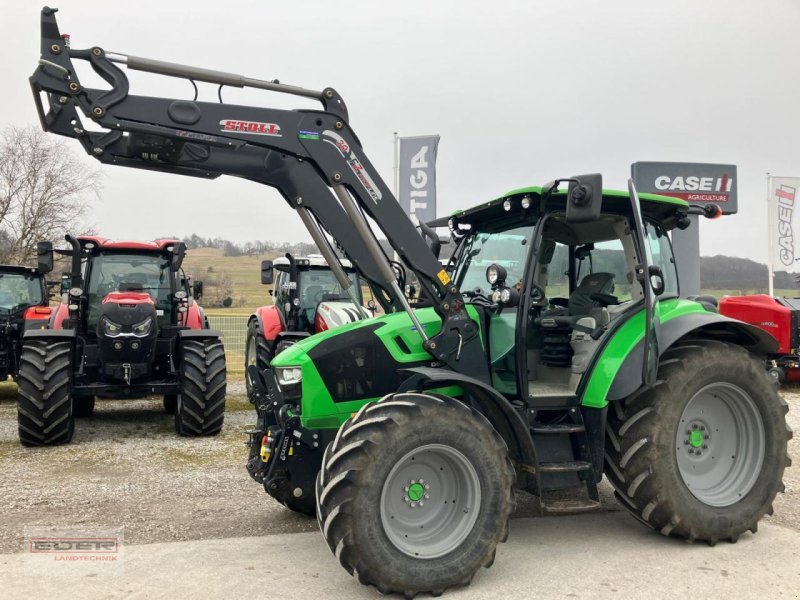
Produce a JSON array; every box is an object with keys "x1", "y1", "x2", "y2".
[
  {"x1": 253, "y1": 305, "x2": 284, "y2": 342},
  {"x1": 606, "y1": 312, "x2": 778, "y2": 402},
  {"x1": 398, "y1": 366, "x2": 537, "y2": 487}
]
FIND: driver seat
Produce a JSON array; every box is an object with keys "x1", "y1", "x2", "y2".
[{"x1": 568, "y1": 272, "x2": 616, "y2": 316}]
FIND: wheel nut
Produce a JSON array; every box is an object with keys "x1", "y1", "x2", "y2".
[
  {"x1": 684, "y1": 440, "x2": 690, "y2": 445},
  {"x1": 699, "y1": 425, "x2": 706, "y2": 431},
  {"x1": 692, "y1": 424, "x2": 698, "y2": 430},
  {"x1": 704, "y1": 434, "x2": 710, "y2": 440},
  {"x1": 418, "y1": 501, "x2": 424, "y2": 507},
  {"x1": 702, "y1": 444, "x2": 708, "y2": 449},
  {"x1": 404, "y1": 486, "x2": 409, "y2": 492},
  {"x1": 424, "y1": 484, "x2": 430, "y2": 490},
  {"x1": 403, "y1": 495, "x2": 409, "y2": 502},
  {"x1": 410, "y1": 502, "x2": 417, "y2": 508},
  {"x1": 424, "y1": 494, "x2": 430, "y2": 499},
  {"x1": 686, "y1": 430, "x2": 692, "y2": 435}
]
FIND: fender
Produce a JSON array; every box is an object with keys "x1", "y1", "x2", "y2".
[
  {"x1": 177, "y1": 329, "x2": 221, "y2": 340},
  {"x1": 605, "y1": 311, "x2": 778, "y2": 402},
  {"x1": 253, "y1": 305, "x2": 285, "y2": 342},
  {"x1": 50, "y1": 302, "x2": 69, "y2": 330},
  {"x1": 398, "y1": 366, "x2": 537, "y2": 488},
  {"x1": 23, "y1": 329, "x2": 77, "y2": 339},
  {"x1": 183, "y1": 300, "x2": 205, "y2": 330}
]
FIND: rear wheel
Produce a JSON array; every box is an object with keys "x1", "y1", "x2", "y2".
[
  {"x1": 16, "y1": 340, "x2": 74, "y2": 446},
  {"x1": 316, "y1": 392, "x2": 515, "y2": 597},
  {"x1": 605, "y1": 340, "x2": 791, "y2": 544},
  {"x1": 73, "y1": 396, "x2": 95, "y2": 418},
  {"x1": 245, "y1": 319, "x2": 271, "y2": 398},
  {"x1": 175, "y1": 338, "x2": 227, "y2": 436}
]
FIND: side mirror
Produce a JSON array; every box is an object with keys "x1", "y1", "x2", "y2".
[
  {"x1": 648, "y1": 265, "x2": 665, "y2": 296},
  {"x1": 170, "y1": 242, "x2": 187, "y2": 272},
  {"x1": 192, "y1": 280, "x2": 203, "y2": 299},
  {"x1": 36, "y1": 241, "x2": 54, "y2": 274},
  {"x1": 566, "y1": 173, "x2": 603, "y2": 223},
  {"x1": 60, "y1": 273, "x2": 71, "y2": 296},
  {"x1": 261, "y1": 260, "x2": 274, "y2": 285}
]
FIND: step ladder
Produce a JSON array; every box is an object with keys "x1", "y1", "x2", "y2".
[{"x1": 528, "y1": 405, "x2": 601, "y2": 514}]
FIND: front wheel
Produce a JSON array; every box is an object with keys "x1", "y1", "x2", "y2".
[
  {"x1": 316, "y1": 392, "x2": 515, "y2": 597},
  {"x1": 245, "y1": 319, "x2": 271, "y2": 398},
  {"x1": 605, "y1": 340, "x2": 791, "y2": 544},
  {"x1": 175, "y1": 338, "x2": 227, "y2": 436}
]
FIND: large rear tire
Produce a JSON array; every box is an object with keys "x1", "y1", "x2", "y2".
[
  {"x1": 605, "y1": 340, "x2": 791, "y2": 544},
  {"x1": 16, "y1": 340, "x2": 75, "y2": 446},
  {"x1": 245, "y1": 319, "x2": 271, "y2": 398},
  {"x1": 316, "y1": 392, "x2": 515, "y2": 597},
  {"x1": 175, "y1": 338, "x2": 227, "y2": 436}
]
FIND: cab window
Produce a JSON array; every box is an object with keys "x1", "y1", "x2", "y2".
[{"x1": 646, "y1": 222, "x2": 679, "y2": 298}]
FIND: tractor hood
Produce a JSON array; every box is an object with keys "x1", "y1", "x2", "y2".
[{"x1": 270, "y1": 307, "x2": 477, "y2": 429}]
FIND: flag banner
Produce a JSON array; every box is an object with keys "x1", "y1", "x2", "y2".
[
  {"x1": 768, "y1": 176, "x2": 800, "y2": 270},
  {"x1": 398, "y1": 135, "x2": 440, "y2": 225}
]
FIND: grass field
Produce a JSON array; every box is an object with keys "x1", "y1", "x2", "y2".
[{"x1": 183, "y1": 248, "x2": 278, "y2": 316}]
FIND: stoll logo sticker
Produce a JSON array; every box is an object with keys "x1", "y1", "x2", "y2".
[
  {"x1": 24, "y1": 526, "x2": 124, "y2": 577},
  {"x1": 219, "y1": 119, "x2": 282, "y2": 137}
]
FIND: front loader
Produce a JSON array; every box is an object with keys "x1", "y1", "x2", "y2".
[{"x1": 30, "y1": 8, "x2": 791, "y2": 597}]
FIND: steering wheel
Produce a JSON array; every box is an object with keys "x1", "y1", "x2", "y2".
[
  {"x1": 529, "y1": 283, "x2": 547, "y2": 307},
  {"x1": 313, "y1": 289, "x2": 326, "y2": 303}
]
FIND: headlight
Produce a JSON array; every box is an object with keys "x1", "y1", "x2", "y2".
[
  {"x1": 276, "y1": 366, "x2": 303, "y2": 386},
  {"x1": 101, "y1": 317, "x2": 123, "y2": 338},
  {"x1": 131, "y1": 317, "x2": 153, "y2": 337},
  {"x1": 500, "y1": 288, "x2": 512, "y2": 303},
  {"x1": 486, "y1": 264, "x2": 507, "y2": 286}
]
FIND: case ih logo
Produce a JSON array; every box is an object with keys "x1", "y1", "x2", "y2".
[
  {"x1": 219, "y1": 120, "x2": 282, "y2": 137},
  {"x1": 653, "y1": 173, "x2": 733, "y2": 203},
  {"x1": 775, "y1": 183, "x2": 795, "y2": 266}
]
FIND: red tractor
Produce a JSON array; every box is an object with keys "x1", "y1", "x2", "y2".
[
  {"x1": 719, "y1": 293, "x2": 800, "y2": 383},
  {"x1": 17, "y1": 235, "x2": 226, "y2": 446},
  {"x1": 245, "y1": 254, "x2": 371, "y2": 395}
]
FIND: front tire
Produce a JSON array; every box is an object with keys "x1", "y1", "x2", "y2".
[
  {"x1": 316, "y1": 392, "x2": 515, "y2": 597},
  {"x1": 605, "y1": 340, "x2": 791, "y2": 544},
  {"x1": 175, "y1": 338, "x2": 227, "y2": 436},
  {"x1": 16, "y1": 340, "x2": 75, "y2": 446},
  {"x1": 245, "y1": 319, "x2": 271, "y2": 398}
]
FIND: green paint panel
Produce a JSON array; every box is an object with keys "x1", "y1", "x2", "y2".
[
  {"x1": 269, "y1": 308, "x2": 478, "y2": 429},
  {"x1": 581, "y1": 298, "x2": 707, "y2": 408}
]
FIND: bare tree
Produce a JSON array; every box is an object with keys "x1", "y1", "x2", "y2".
[{"x1": 0, "y1": 126, "x2": 100, "y2": 264}]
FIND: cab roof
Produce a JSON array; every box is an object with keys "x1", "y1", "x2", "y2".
[
  {"x1": 431, "y1": 186, "x2": 688, "y2": 231},
  {"x1": 273, "y1": 254, "x2": 354, "y2": 269},
  {"x1": 0, "y1": 265, "x2": 43, "y2": 277},
  {"x1": 78, "y1": 236, "x2": 182, "y2": 252}
]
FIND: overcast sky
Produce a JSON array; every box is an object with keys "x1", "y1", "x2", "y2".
[{"x1": 4, "y1": 0, "x2": 800, "y2": 263}]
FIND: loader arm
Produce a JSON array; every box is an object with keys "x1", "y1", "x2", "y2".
[{"x1": 30, "y1": 7, "x2": 489, "y2": 382}]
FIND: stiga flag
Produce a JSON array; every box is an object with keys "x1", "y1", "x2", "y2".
[
  {"x1": 398, "y1": 135, "x2": 440, "y2": 226},
  {"x1": 768, "y1": 176, "x2": 800, "y2": 270}
]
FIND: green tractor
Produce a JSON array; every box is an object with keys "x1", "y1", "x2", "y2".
[{"x1": 30, "y1": 12, "x2": 790, "y2": 596}]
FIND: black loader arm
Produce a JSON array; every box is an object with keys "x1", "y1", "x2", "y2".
[{"x1": 30, "y1": 7, "x2": 489, "y2": 383}]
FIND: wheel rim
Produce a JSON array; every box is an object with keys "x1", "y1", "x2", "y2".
[
  {"x1": 380, "y1": 444, "x2": 481, "y2": 559},
  {"x1": 246, "y1": 335, "x2": 256, "y2": 367},
  {"x1": 675, "y1": 382, "x2": 765, "y2": 507}
]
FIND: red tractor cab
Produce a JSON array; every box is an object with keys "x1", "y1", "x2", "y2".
[
  {"x1": 719, "y1": 293, "x2": 800, "y2": 382},
  {"x1": 245, "y1": 254, "x2": 372, "y2": 395},
  {"x1": 16, "y1": 234, "x2": 226, "y2": 446},
  {"x1": 0, "y1": 250, "x2": 53, "y2": 381}
]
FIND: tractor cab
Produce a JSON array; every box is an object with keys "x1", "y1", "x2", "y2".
[
  {"x1": 261, "y1": 253, "x2": 367, "y2": 335},
  {"x1": 446, "y1": 184, "x2": 680, "y2": 404}
]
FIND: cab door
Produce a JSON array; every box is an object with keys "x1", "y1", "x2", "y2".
[{"x1": 627, "y1": 179, "x2": 662, "y2": 386}]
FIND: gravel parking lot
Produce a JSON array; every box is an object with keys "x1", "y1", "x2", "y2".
[{"x1": 0, "y1": 382, "x2": 796, "y2": 554}]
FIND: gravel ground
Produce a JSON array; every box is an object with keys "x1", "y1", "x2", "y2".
[{"x1": 0, "y1": 382, "x2": 796, "y2": 554}]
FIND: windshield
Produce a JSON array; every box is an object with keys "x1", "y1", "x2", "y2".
[
  {"x1": 453, "y1": 226, "x2": 535, "y2": 294},
  {"x1": 0, "y1": 272, "x2": 43, "y2": 313},
  {"x1": 86, "y1": 252, "x2": 172, "y2": 329},
  {"x1": 298, "y1": 268, "x2": 360, "y2": 323}
]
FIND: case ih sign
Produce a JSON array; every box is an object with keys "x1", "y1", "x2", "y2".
[{"x1": 631, "y1": 162, "x2": 738, "y2": 214}]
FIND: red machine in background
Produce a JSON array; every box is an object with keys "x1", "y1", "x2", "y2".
[{"x1": 719, "y1": 294, "x2": 800, "y2": 382}]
